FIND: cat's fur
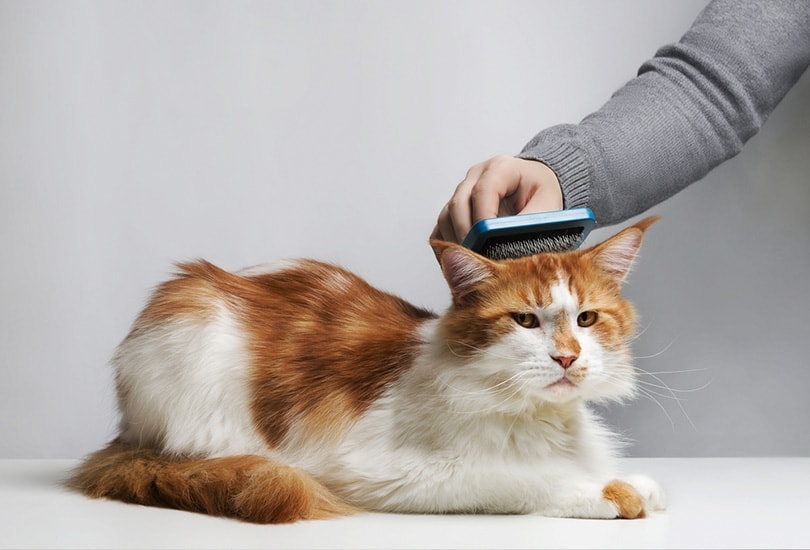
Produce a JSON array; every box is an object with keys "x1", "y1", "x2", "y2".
[{"x1": 68, "y1": 217, "x2": 665, "y2": 523}]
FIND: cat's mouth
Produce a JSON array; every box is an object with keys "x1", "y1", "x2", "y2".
[{"x1": 546, "y1": 377, "x2": 576, "y2": 389}]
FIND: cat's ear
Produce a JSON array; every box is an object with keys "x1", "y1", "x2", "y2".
[
  {"x1": 585, "y1": 216, "x2": 659, "y2": 282},
  {"x1": 430, "y1": 240, "x2": 498, "y2": 304}
]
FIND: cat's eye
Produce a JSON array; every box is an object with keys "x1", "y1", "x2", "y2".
[
  {"x1": 577, "y1": 311, "x2": 598, "y2": 327},
  {"x1": 512, "y1": 312, "x2": 539, "y2": 329}
]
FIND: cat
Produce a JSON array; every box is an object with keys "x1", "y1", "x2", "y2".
[{"x1": 68, "y1": 216, "x2": 665, "y2": 523}]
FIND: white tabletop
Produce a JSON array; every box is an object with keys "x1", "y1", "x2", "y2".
[{"x1": 1, "y1": 457, "x2": 808, "y2": 549}]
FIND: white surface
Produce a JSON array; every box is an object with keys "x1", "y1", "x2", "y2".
[{"x1": 1, "y1": 458, "x2": 809, "y2": 549}]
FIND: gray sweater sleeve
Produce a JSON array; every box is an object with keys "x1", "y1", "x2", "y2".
[{"x1": 518, "y1": 0, "x2": 810, "y2": 226}]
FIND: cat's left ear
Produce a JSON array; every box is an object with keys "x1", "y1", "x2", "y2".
[
  {"x1": 430, "y1": 240, "x2": 498, "y2": 304},
  {"x1": 584, "y1": 216, "x2": 659, "y2": 282}
]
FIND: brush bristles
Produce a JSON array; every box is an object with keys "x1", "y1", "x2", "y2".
[{"x1": 481, "y1": 228, "x2": 585, "y2": 260}]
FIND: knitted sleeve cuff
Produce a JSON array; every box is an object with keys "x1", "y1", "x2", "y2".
[{"x1": 516, "y1": 126, "x2": 592, "y2": 212}]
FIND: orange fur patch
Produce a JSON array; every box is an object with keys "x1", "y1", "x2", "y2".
[
  {"x1": 67, "y1": 441, "x2": 358, "y2": 523},
  {"x1": 602, "y1": 479, "x2": 646, "y2": 519},
  {"x1": 242, "y1": 260, "x2": 435, "y2": 447},
  {"x1": 551, "y1": 310, "x2": 581, "y2": 356},
  {"x1": 139, "y1": 262, "x2": 227, "y2": 322}
]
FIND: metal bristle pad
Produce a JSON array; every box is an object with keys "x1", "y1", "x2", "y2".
[{"x1": 481, "y1": 228, "x2": 585, "y2": 260}]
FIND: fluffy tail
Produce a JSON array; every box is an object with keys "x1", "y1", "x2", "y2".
[{"x1": 66, "y1": 441, "x2": 357, "y2": 523}]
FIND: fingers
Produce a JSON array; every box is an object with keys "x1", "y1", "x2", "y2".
[
  {"x1": 446, "y1": 163, "x2": 485, "y2": 243},
  {"x1": 432, "y1": 156, "x2": 563, "y2": 244},
  {"x1": 431, "y1": 203, "x2": 456, "y2": 243},
  {"x1": 433, "y1": 161, "x2": 486, "y2": 243},
  {"x1": 470, "y1": 155, "x2": 540, "y2": 225}
]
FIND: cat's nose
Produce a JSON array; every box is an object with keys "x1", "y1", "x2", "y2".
[{"x1": 551, "y1": 355, "x2": 578, "y2": 369}]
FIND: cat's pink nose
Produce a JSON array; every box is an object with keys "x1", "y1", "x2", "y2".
[{"x1": 551, "y1": 355, "x2": 578, "y2": 369}]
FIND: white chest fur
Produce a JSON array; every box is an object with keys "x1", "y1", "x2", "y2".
[{"x1": 294, "y1": 323, "x2": 621, "y2": 514}]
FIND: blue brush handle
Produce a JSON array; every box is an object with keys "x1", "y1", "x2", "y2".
[{"x1": 461, "y1": 208, "x2": 596, "y2": 252}]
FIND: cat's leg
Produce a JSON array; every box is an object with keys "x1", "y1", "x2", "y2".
[
  {"x1": 541, "y1": 477, "x2": 665, "y2": 519},
  {"x1": 539, "y1": 481, "x2": 629, "y2": 519}
]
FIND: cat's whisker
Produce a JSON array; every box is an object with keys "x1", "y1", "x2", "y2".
[
  {"x1": 635, "y1": 377, "x2": 712, "y2": 395},
  {"x1": 626, "y1": 320, "x2": 654, "y2": 344},
  {"x1": 444, "y1": 341, "x2": 477, "y2": 359},
  {"x1": 635, "y1": 387, "x2": 676, "y2": 431},
  {"x1": 499, "y1": 393, "x2": 530, "y2": 454},
  {"x1": 635, "y1": 367, "x2": 708, "y2": 376},
  {"x1": 443, "y1": 376, "x2": 534, "y2": 415},
  {"x1": 447, "y1": 391, "x2": 526, "y2": 416},
  {"x1": 630, "y1": 337, "x2": 678, "y2": 360},
  {"x1": 623, "y1": 365, "x2": 702, "y2": 430},
  {"x1": 445, "y1": 340, "x2": 522, "y2": 362},
  {"x1": 640, "y1": 371, "x2": 698, "y2": 427},
  {"x1": 634, "y1": 384, "x2": 690, "y2": 402},
  {"x1": 438, "y1": 368, "x2": 528, "y2": 397},
  {"x1": 633, "y1": 365, "x2": 713, "y2": 395},
  {"x1": 598, "y1": 366, "x2": 701, "y2": 429}
]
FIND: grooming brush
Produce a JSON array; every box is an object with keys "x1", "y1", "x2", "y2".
[{"x1": 461, "y1": 208, "x2": 596, "y2": 260}]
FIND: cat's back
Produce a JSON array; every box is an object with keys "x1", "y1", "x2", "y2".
[
  {"x1": 119, "y1": 257, "x2": 434, "y2": 357},
  {"x1": 114, "y1": 258, "x2": 435, "y2": 458}
]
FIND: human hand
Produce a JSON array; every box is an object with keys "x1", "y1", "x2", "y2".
[{"x1": 431, "y1": 155, "x2": 563, "y2": 244}]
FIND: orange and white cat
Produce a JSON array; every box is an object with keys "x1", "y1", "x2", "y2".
[{"x1": 69, "y1": 217, "x2": 665, "y2": 523}]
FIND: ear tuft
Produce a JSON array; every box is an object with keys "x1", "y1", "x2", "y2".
[
  {"x1": 430, "y1": 240, "x2": 497, "y2": 303},
  {"x1": 587, "y1": 216, "x2": 659, "y2": 282}
]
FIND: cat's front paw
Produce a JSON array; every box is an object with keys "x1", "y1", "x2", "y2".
[
  {"x1": 624, "y1": 474, "x2": 666, "y2": 512},
  {"x1": 602, "y1": 480, "x2": 645, "y2": 518},
  {"x1": 602, "y1": 475, "x2": 666, "y2": 519}
]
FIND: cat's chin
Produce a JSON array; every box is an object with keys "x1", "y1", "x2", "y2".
[{"x1": 540, "y1": 378, "x2": 581, "y2": 403}]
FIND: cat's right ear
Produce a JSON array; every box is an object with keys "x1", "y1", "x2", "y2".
[
  {"x1": 584, "y1": 216, "x2": 659, "y2": 282},
  {"x1": 430, "y1": 240, "x2": 498, "y2": 304}
]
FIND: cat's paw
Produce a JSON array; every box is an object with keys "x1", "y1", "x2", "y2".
[
  {"x1": 602, "y1": 479, "x2": 645, "y2": 518},
  {"x1": 602, "y1": 475, "x2": 666, "y2": 519},
  {"x1": 624, "y1": 474, "x2": 667, "y2": 512}
]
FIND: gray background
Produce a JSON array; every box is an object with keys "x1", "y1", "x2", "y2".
[{"x1": 1, "y1": 0, "x2": 808, "y2": 459}]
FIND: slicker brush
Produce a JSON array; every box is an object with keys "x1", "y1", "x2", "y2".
[{"x1": 461, "y1": 208, "x2": 596, "y2": 260}]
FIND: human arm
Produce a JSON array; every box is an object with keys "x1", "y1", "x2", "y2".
[
  {"x1": 519, "y1": 0, "x2": 810, "y2": 226},
  {"x1": 433, "y1": 0, "x2": 810, "y2": 242}
]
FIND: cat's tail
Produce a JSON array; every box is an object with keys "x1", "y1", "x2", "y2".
[{"x1": 65, "y1": 440, "x2": 358, "y2": 523}]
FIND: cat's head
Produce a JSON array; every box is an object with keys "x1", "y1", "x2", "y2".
[{"x1": 430, "y1": 216, "x2": 658, "y2": 406}]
